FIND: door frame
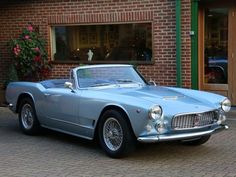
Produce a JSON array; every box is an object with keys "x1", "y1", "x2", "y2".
[
  {"x1": 228, "y1": 8, "x2": 236, "y2": 104},
  {"x1": 198, "y1": 6, "x2": 230, "y2": 96}
]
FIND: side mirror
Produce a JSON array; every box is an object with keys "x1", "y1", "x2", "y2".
[{"x1": 64, "y1": 82, "x2": 75, "y2": 92}]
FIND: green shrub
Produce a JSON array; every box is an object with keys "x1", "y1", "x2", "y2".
[{"x1": 9, "y1": 24, "x2": 52, "y2": 81}]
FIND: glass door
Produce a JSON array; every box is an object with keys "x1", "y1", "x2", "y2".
[
  {"x1": 199, "y1": 7, "x2": 229, "y2": 97},
  {"x1": 199, "y1": 0, "x2": 236, "y2": 104},
  {"x1": 204, "y1": 8, "x2": 228, "y2": 85}
]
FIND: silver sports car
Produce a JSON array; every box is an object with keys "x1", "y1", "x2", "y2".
[{"x1": 6, "y1": 64, "x2": 230, "y2": 158}]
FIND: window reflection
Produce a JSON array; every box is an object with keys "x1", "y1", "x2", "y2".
[
  {"x1": 52, "y1": 23, "x2": 152, "y2": 62},
  {"x1": 204, "y1": 8, "x2": 228, "y2": 84}
]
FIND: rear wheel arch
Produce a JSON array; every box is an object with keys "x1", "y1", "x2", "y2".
[
  {"x1": 18, "y1": 97, "x2": 41, "y2": 135},
  {"x1": 16, "y1": 93, "x2": 35, "y2": 113}
]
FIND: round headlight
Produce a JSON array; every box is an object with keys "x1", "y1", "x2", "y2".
[
  {"x1": 149, "y1": 105, "x2": 162, "y2": 120},
  {"x1": 221, "y1": 98, "x2": 231, "y2": 112}
]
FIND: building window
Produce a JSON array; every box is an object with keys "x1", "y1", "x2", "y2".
[{"x1": 51, "y1": 23, "x2": 152, "y2": 63}]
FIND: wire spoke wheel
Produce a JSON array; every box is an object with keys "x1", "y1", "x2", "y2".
[
  {"x1": 98, "y1": 109, "x2": 136, "y2": 158},
  {"x1": 19, "y1": 98, "x2": 40, "y2": 135},
  {"x1": 21, "y1": 104, "x2": 34, "y2": 130},
  {"x1": 103, "y1": 117, "x2": 123, "y2": 151}
]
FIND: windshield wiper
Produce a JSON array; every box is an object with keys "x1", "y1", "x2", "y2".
[
  {"x1": 89, "y1": 83, "x2": 112, "y2": 87},
  {"x1": 116, "y1": 79, "x2": 143, "y2": 85},
  {"x1": 116, "y1": 79, "x2": 135, "y2": 83}
]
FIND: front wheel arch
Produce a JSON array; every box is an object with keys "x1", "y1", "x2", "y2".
[
  {"x1": 97, "y1": 109, "x2": 136, "y2": 158},
  {"x1": 94, "y1": 105, "x2": 136, "y2": 141}
]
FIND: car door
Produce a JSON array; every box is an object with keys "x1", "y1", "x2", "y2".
[{"x1": 41, "y1": 88, "x2": 80, "y2": 133}]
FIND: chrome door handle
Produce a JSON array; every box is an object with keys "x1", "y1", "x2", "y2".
[{"x1": 44, "y1": 93, "x2": 51, "y2": 97}]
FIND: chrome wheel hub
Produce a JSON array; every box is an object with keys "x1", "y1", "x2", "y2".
[
  {"x1": 21, "y1": 104, "x2": 34, "y2": 130},
  {"x1": 103, "y1": 117, "x2": 123, "y2": 151}
]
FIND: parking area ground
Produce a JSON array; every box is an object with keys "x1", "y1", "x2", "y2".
[{"x1": 0, "y1": 107, "x2": 236, "y2": 177}]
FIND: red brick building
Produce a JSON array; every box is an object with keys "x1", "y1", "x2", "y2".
[{"x1": 0, "y1": 0, "x2": 236, "y2": 104}]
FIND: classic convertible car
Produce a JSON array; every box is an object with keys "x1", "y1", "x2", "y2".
[{"x1": 6, "y1": 64, "x2": 230, "y2": 158}]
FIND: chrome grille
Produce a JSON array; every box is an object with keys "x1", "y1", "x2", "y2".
[{"x1": 171, "y1": 111, "x2": 218, "y2": 130}]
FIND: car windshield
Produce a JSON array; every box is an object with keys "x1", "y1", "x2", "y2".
[{"x1": 77, "y1": 66, "x2": 147, "y2": 88}]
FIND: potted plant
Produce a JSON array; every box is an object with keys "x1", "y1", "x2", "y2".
[{"x1": 9, "y1": 24, "x2": 52, "y2": 81}]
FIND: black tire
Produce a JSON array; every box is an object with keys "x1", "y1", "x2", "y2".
[
  {"x1": 98, "y1": 109, "x2": 136, "y2": 158},
  {"x1": 18, "y1": 97, "x2": 41, "y2": 135},
  {"x1": 181, "y1": 135, "x2": 211, "y2": 146}
]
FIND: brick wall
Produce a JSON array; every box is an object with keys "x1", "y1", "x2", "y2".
[{"x1": 0, "y1": 0, "x2": 192, "y2": 88}]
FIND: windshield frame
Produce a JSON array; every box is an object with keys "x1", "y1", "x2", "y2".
[{"x1": 75, "y1": 65, "x2": 148, "y2": 89}]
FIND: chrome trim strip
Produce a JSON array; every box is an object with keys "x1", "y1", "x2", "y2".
[
  {"x1": 41, "y1": 125, "x2": 93, "y2": 140},
  {"x1": 137, "y1": 125, "x2": 228, "y2": 143},
  {"x1": 172, "y1": 124, "x2": 216, "y2": 131},
  {"x1": 46, "y1": 116, "x2": 94, "y2": 130},
  {"x1": 172, "y1": 109, "x2": 219, "y2": 117}
]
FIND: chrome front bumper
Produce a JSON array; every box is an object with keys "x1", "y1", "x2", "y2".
[{"x1": 137, "y1": 125, "x2": 228, "y2": 143}]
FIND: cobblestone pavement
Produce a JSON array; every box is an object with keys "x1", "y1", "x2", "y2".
[{"x1": 0, "y1": 107, "x2": 236, "y2": 177}]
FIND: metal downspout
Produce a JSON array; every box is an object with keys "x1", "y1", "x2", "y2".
[
  {"x1": 176, "y1": 0, "x2": 182, "y2": 87},
  {"x1": 191, "y1": 0, "x2": 199, "y2": 89}
]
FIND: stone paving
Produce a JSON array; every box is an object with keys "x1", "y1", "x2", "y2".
[{"x1": 0, "y1": 107, "x2": 236, "y2": 177}]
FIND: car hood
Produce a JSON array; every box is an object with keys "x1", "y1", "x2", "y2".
[
  {"x1": 97, "y1": 85, "x2": 223, "y2": 115},
  {"x1": 112, "y1": 86, "x2": 185, "y2": 100}
]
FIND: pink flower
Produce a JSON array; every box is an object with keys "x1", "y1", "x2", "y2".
[
  {"x1": 27, "y1": 25, "x2": 33, "y2": 32},
  {"x1": 34, "y1": 47, "x2": 40, "y2": 52},
  {"x1": 34, "y1": 56, "x2": 41, "y2": 62},
  {"x1": 24, "y1": 35, "x2": 30, "y2": 40},
  {"x1": 14, "y1": 50, "x2": 19, "y2": 56},
  {"x1": 13, "y1": 44, "x2": 21, "y2": 56}
]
